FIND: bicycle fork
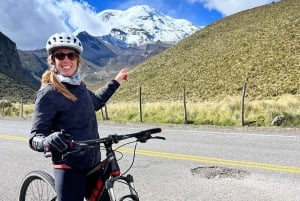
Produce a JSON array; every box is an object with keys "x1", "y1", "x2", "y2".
[
  {"x1": 105, "y1": 145, "x2": 139, "y2": 201},
  {"x1": 106, "y1": 174, "x2": 139, "y2": 201}
]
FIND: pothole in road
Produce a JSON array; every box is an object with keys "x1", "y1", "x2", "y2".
[{"x1": 191, "y1": 166, "x2": 250, "y2": 179}]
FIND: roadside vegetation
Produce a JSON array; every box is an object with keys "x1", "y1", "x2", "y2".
[
  {"x1": 101, "y1": 94, "x2": 300, "y2": 127},
  {"x1": 2, "y1": 94, "x2": 300, "y2": 127}
]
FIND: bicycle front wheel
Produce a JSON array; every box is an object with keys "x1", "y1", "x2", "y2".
[{"x1": 19, "y1": 170, "x2": 56, "y2": 201}]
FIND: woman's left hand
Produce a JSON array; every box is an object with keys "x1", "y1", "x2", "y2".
[{"x1": 114, "y1": 68, "x2": 128, "y2": 84}]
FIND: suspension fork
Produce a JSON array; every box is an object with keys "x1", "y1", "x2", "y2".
[
  {"x1": 104, "y1": 142, "x2": 139, "y2": 201},
  {"x1": 124, "y1": 174, "x2": 137, "y2": 196},
  {"x1": 89, "y1": 142, "x2": 120, "y2": 201},
  {"x1": 105, "y1": 174, "x2": 139, "y2": 201}
]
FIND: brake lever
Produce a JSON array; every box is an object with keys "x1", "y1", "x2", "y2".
[
  {"x1": 152, "y1": 136, "x2": 166, "y2": 140},
  {"x1": 43, "y1": 141, "x2": 77, "y2": 158},
  {"x1": 44, "y1": 152, "x2": 52, "y2": 158},
  {"x1": 137, "y1": 133, "x2": 150, "y2": 143},
  {"x1": 62, "y1": 147, "x2": 80, "y2": 159},
  {"x1": 61, "y1": 142, "x2": 86, "y2": 159},
  {"x1": 138, "y1": 135, "x2": 166, "y2": 143}
]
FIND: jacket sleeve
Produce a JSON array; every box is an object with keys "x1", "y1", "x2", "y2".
[
  {"x1": 29, "y1": 134, "x2": 45, "y2": 152},
  {"x1": 90, "y1": 80, "x2": 120, "y2": 111},
  {"x1": 29, "y1": 87, "x2": 56, "y2": 152}
]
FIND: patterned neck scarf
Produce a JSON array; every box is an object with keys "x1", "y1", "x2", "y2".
[{"x1": 56, "y1": 72, "x2": 81, "y2": 85}]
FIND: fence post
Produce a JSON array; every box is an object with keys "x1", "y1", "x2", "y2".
[
  {"x1": 100, "y1": 108, "x2": 105, "y2": 120},
  {"x1": 241, "y1": 81, "x2": 247, "y2": 126},
  {"x1": 20, "y1": 98, "x2": 24, "y2": 119},
  {"x1": 139, "y1": 86, "x2": 143, "y2": 122},
  {"x1": 1, "y1": 102, "x2": 4, "y2": 117},
  {"x1": 100, "y1": 105, "x2": 109, "y2": 120},
  {"x1": 104, "y1": 104, "x2": 109, "y2": 120},
  {"x1": 183, "y1": 86, "x2": 187, "y2": 124}
]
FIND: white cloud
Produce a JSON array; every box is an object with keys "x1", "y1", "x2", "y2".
[
  {"x1": 0, "y1": 0, "x2": 280, "y2": 50},
  {"x1": 54, "y1": 0, "x2": 103, "y2": 36},
  {"x1": 188, "y1": 0, "x2": 279, "y2": 16},
  {"x1": 0, "y1": 0, "x2": 101, "y2": 50},
  {"x1": 0, "y1": 0, "x2": 67, "y2": 50}
]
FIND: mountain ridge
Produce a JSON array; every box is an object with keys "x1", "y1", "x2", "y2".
[
  {"x1": 0, "y1": 32, "x2": 36, "y2": 101},
  {"x1": 109, "y1": 0, "x2": 300, "y2": 102},
  {"x1": 78, "y1": 5, "x2": 198, "y2": 47},
  {"x1": 0, "y1": 5, "x2": 197, "y2": 101},
  {"x1": 1, "y1": 1, "x2": 299, "y2": 103}
]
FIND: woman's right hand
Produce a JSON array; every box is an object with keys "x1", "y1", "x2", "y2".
[{"x1": 43, "y1": 131, "x2": 71, "y2": 153}]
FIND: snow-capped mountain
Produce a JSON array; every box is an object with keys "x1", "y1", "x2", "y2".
[
  {"x1": 17, "y1": 5, "x2": 200, "y2": 89},
  {"x1": 75, "y1": 5, "x2": 199, "y2": 48}
]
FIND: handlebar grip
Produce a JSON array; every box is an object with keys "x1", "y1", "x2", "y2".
[
  {"x1": 140, "y1": 128, "x2": 162, "y2": 135},
  {"x1": 43, "y1": 141, "x2": 75, "y2": 158},
  {"x1": 135, "y1": 128, "x2": 162, "y2": 143}
]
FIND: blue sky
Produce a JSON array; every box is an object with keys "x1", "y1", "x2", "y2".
[
  {"x1": 83, "y1": 0, "x2": 223, "y2": 27},
  {"x1": 0, "y1": 0, "x2": 279, "y2": 50}
]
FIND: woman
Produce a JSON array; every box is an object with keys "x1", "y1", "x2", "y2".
[{"x1": 29, "y1": 32, "x2": 128, "y2": 201}]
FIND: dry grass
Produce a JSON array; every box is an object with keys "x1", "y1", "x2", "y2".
[
  {"x1": 2, "y1": 94, "x2": 299, "y2": 127},
  {"x1": 96, "y1": 94, "x2": 300, "y2": 127}
]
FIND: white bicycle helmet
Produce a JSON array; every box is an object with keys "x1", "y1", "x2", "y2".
[{"x1": 46, "y1": 32, "x2": 83, "y2": 55}]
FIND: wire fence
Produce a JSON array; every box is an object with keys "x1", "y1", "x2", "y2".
[
  {"x1": 1, "y1": 84, "x2": 248, "y2": 126},
  {"x1": 99, "y1": 84, "x2": 247, "y2": 125}
]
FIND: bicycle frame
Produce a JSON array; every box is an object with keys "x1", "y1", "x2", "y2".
[
  {"x1": 86, "y1": 140, "x2": 139, "y2": 201},
  {"x1": 19, "y1": 128, "x2": 164, "y2": 201}
]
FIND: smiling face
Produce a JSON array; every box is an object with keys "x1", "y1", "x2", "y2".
[{"x1": 52, "y1": 48, "x2": 79, "y2": 77}]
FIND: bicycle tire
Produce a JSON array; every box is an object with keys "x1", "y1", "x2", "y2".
[
  {"x1": 19, "y1": 170, "x2": 56, "y2": 201},
  {"x1": 119, "y1": 194, "x2": 139, "y2": 201}
]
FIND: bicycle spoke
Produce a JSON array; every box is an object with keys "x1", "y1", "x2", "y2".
[{"x1": 24, "y1": 178, "x2": 56, "y2": 201}]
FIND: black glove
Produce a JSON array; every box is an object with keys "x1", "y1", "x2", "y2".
[{"x1": 43, "y1": 131, "x2": 71, "y2": 153}]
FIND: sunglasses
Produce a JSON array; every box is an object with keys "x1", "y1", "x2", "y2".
[{"x1": 53, "y1": 52, "x2": 79, "y2": 61}]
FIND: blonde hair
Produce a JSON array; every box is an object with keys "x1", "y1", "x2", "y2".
[{"x1": 41, "y1": 55, "x2": 82, "y2": 102}]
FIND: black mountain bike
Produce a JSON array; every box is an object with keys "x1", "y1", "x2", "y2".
[{"x1": 19, "y1": 128, "x2": 164, "y2": 201}]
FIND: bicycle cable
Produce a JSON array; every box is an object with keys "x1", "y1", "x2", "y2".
[
  {"x1": 112, "y1": 179, "x2": 139, "y2": 200},
  {"x1": 114, "y1": 140, "x2": 139, "y2": 176},
  {"x1": 111, "y1": 140, "x2": 140, "y2": 200}
]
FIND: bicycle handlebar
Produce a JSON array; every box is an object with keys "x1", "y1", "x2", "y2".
[
  {"x1": 73, "y1": 127, "x2": 164, "y2": 147},
  {"x1": 43, "y1": 128, "x2": 164, "y2": 158}
]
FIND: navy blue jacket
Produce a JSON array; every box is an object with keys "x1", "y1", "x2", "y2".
[{"x1": 29, "y1": 80, "x2": 119, "y2": 172}]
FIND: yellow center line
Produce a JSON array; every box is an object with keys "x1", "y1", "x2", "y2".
[
  {"x1": 118, "y1": 148, "x2": 300, "y2": 174},
  {"x1": 0, "y1": 134, "x2": 28, "y2": 141},
  {"x1": 1, "y1": 134, "x2": 300, "y2": 174}
]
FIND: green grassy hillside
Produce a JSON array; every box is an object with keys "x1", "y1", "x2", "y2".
[
  {"x1": 110, "y1": 0, "x2": 299, "y2": 103},
  {"x1": 0, "y1": 73, "x2": 36, "y2": 102}
]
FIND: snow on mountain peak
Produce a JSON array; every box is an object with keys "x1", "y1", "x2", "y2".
[{"x1": 87, "y1": 5, "x2": 199, "y2": 47}]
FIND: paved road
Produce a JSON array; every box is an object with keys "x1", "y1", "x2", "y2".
[{"x1": 0, "y1": 119, "x2": 300, "y2": 201}]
